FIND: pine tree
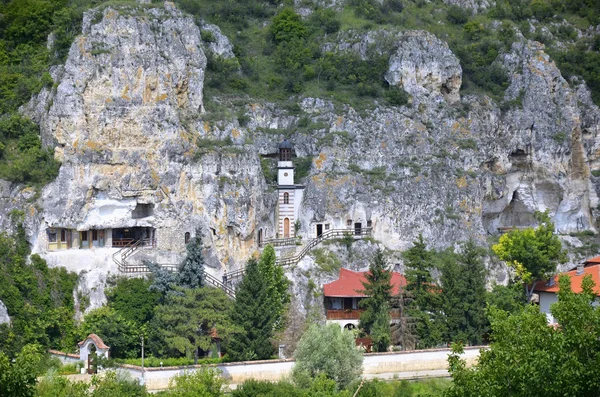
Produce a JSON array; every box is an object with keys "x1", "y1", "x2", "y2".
[
  {"x1": 178, "y1": 231, "x2": 205, "y2": 290},
  {"x1": 403, "y1": 234, "x2": 444, "y2": 348},
  {"x1": 258, "y1": 245, "x2": 290, "y2": 331},
  {"x1": 440, "y1": 239, "x2": 488, "y2": 345},
  {"x1": 403, "y1": 233, "x2": 433, "y2": 293},
  {"x1": 359, "y1": 249, "x2": 392, "y2": 351},
  {"x1": 227, "y1": 259, "x2": 277, "y2": 361}
]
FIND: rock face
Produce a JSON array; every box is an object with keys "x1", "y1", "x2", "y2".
[
  {"x1": 25, "y1": 3, "x2": 273, "y2": 275},
  {"x1": 385, "y1": 31, "x2": 463, "y2": 104},
  {"x1": 0, "y1": 300, "x2": 10, "y2": 325},
  {"x1": 9, "y1": 2, "x2": 600, "y2": 309}
]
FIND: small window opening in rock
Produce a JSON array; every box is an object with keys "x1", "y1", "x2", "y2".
[
  {"x1": 367, "y1": 220, "x2": 372, "y2": 228},
  {"x1": 211, "y1": 228, "x2": 216, "y2": 236},
  {"x1": 347, "y1": 219, "x2": 352, "y2": 227},
  {"x1": 48, "y1": 229, "x2": 57, "y2": 243},
  {"x1": 132, "y1": 203, "x2": 154, "y2": 219},
  {"x1": 185, "y1": 232, "x2": 190, "y2": 244},
  {"x1": 324, "y1": 224, "x2": 330, "y2": 230},
  {"x1": 227, "y1": 226, "x2": 234, "y2": 234}
]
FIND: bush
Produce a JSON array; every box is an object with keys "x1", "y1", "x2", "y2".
[
  {"x1": 385, "y1": 86, "x2": 409, "y2": 106},
  {"x1": 446, "y1": 5, "x2": 470, "y2": 24},
  {"x1": 293, "y1": 323, "x2": 363, "y2": 389},
  {"x1": 163, "y1": 367, "x2": 224, "y2": 397},
  {"x1": 270, "y1": 8, "x2": 307, "y2": 44}
]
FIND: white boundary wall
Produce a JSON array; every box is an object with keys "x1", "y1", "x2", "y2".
[{"x1": 118, "y1": 346, "x2": 485, "y2": 391}]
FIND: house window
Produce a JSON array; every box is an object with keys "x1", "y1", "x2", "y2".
[
  {"x1": 367, "y1": 220, "x2": 372, "y2": 228},
  {"x1": 347, "y1": 219, "x2": 352, "y2": 227},
  {"x1": 48, "y1": 229, "x2": 57, "y2": 243},
  {"x1": 283, "y1": 192, "x2": 289, "y2": 204},
  {"x1": 81, "y1": 231, "x2": 88, "y2": 241},
  {"x1": 92, "y1": 230, "x2": 98, "y2": 241},
  {"x1": 324, "y1": 224, "x2": 330, "y2": 230},
  {"x1": 60, "y1": 229, "x2": 67, "y2": 243},
  {"x1": 185, "y1": 232, "x2": 190, "y2": 244}
]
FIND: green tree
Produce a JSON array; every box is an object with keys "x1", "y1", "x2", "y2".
[
  {"x1": 359, "y1": 249, "x2": 392, "y2": 351},
  {"x1": 106, "y1": 277, "x2": 161, "y2": 326},
  {"x1": 492, "y1": 211, "x2": 566, "y2": 302},
  {"x1": 0, "y1": 222, "x2": 78, "y2": 355},
  {"x1": 486, "y1": 281, "x2": 526, "y2": 314},
  {"x1": 403, "y1": 234, "x2": 444, "y2": 348},
  {"x1": 258, "y1": 245, "x2": 290, "y2": 332},
  {"x1": 403, "y1": 234, "x2": 433, "y2": 293},
  {"x1": 150, "y1": 287, "x2": 235, "y2": 363},
  {"x1": 0, "y1": 344, "x2": 42, "y2": 397},
  {"x1": 227, "y1": 259, "x2": 277, "y2": 361},
  {"x1": 439, "y1": 240, "x2": 488, "y2": 345},
  {"x1": 36, "y1": 371, "x2": 88, "y2": 397},
  {"x1": 81, "y1": 307, "x2": 139, "y2": 359},
  {"x1": 292, "y1": 323, "x2": 363, "y2": 389},
  {"x1": 163, "y1": 367, "x2": 224, "y2": 397},
  {"x1": 269, "y1": 8, "x2": 307, "y2": 44},
  {"x1": 178, "y1": 231, "x2": 205, "y2": 290},
  {"x1": 91, "y1": 370, "x2": 147, "y2": 397},
  {"x1": 446, "y1": 274, "x2": 600, "y2": 397}
]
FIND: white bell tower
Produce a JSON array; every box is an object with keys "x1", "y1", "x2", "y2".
[{"x1": 276, "y1": 140, "x2": 303, "y2": 239}]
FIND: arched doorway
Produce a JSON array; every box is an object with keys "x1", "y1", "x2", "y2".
[
  {"x1": 258, "y1": 228, "x2": 263, "y2": 247},
  {"x1": 283, "y1": 218, "x2": 290, "y2": 238},
  {"x1": 184, "y1": 232, "x2": 190, "y2": 244}
]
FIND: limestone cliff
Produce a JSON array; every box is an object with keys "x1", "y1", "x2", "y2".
[{"x1": 8, "y1": 1, "x2": 600, "y2": 314}]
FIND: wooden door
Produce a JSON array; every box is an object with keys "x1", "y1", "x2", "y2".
[{"x1": 284, "y1": 218, "x2": 290, "y2": 238}]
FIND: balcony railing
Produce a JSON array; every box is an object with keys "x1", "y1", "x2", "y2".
[
  {"x1": 326, "y1": 309, "x2": 363, "y2": 320},
  {"x1": 326, "y1": 309, "x2": 401, "y2": 320}
]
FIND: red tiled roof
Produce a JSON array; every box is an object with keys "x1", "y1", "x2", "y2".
[
  {"x1": 323, "y1": 268, "x2": 407, "y2": 297},
  {"x1": 78, "y1": 333, "x2": 110, "y2": 349},
  {"x1": 585, "y1": 256, "x2": 600, "y2": 266},
  {"x1": 533, "y1": 263, "x2": 600, "y2": 295}
]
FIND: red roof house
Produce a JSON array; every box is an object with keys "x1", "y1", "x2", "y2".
[
  {"x1": 534, "y1": 262, "x2": 600, "y2": 324},
  {"x1": 323, "y1": 268, "x2": 406, "y2": 328}
]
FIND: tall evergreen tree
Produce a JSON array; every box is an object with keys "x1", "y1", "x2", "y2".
[
  {"x1": 359, "y1": 249, "x2": 392, "y2": 351},
  {"x1": 178, "y1": 231, "x2": 205, "y2": 290},
  {"x1": 439, "y1": 240, "x2": 488, "y2": 345},
  {"x1": 403, "y1": 234, "x2": 444, "y2": 348},
  {"x1": 403, "y1": 233, "x2": 433, "y2": 293},
  {"x1": 227, "y1": 259, "x2": 277, "y2": 361},
  {"x1": 258, "y1": 245, "x2": 290, "y2": 331}
]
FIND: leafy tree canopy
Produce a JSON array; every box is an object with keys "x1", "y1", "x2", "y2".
[
  {"x1": 447, "y1": 274, "x2": 600, "y2": 397},
  {"x1": 106, "y1": 277, "x2": 161, "y2": 326},
  {"x1": 492, "y1": 211, "x2": 566, "y2": 301},
  {"x1": 149, "y1": 287, "x2": 236, "y2": 362},
  {"x1": 81, "y1": 307, "x2": 140, "y2": 359},
  {"x1": 292, "y1": 323, "x2": 363, "y2": 389}
]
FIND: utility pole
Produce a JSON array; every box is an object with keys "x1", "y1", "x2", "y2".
[{"x1": 140, "y1": 335, "x2": 145, "y2": 385}]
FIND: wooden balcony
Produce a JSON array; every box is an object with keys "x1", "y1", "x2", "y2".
[
  {"x1": 326, "y1": 309, "x2": 363, "y2": 320},
  {"x1": 326, "y1": 309, "x2": 402, "y2": 320}
]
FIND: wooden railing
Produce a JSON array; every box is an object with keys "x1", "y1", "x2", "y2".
[
  {"x1": 113, "y1": 238, "x2": 156, "y2": 272},
  {"x1": 228, "y1": 228, "x2": 373, "y2": 283},
  {"x1": 326, "y1": 309, "x2": 401, "y2": 320},
  {"x1": 326, "y1": 309, "x2": 364, "y2": 320},
  {"x1": 277, "y1": 227, "x2": 372, "y2": 267},
  {"x1": 259, "y1": 237, "x2": 300, "y2": 248},
  {"x1": 112, "y1": 238, "x2": 135, "y2": 247}
]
